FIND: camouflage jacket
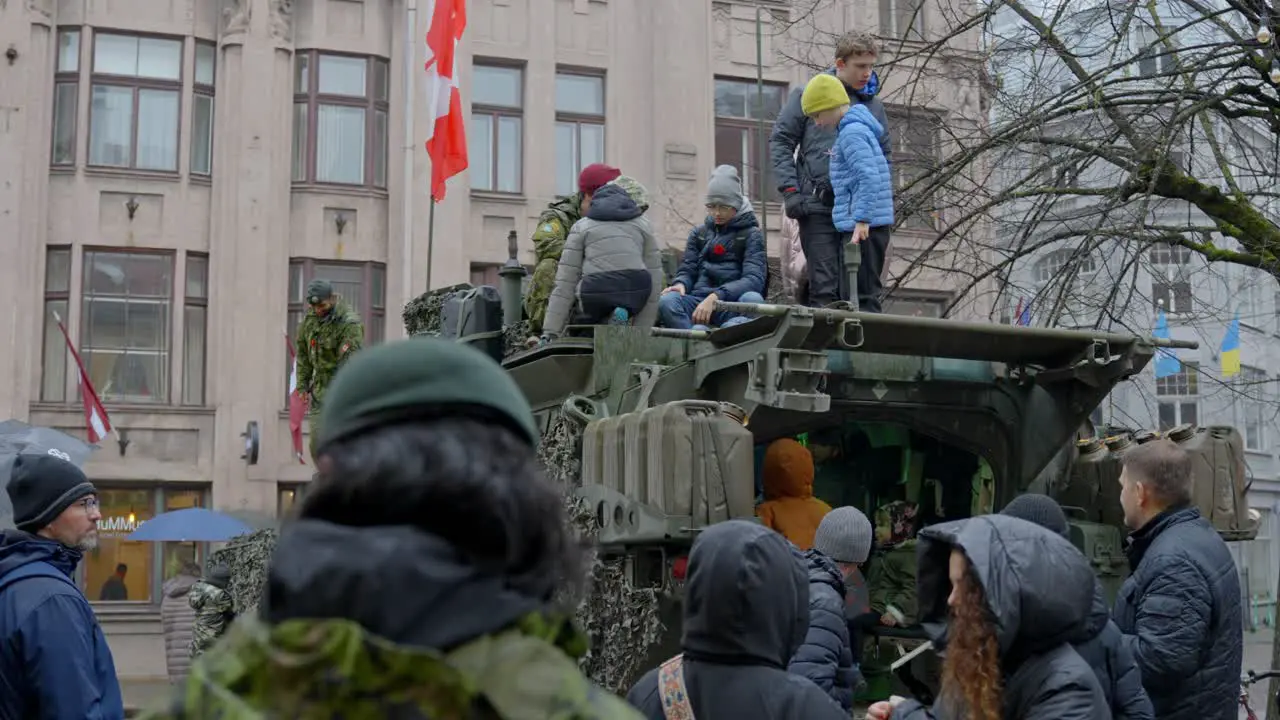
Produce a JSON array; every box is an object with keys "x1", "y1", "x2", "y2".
[
  {"x1": 295, "y1": 300, "x2": 364, "y2": 407},
  {"x1": 188, "y1": 581, "x2": 234, "y2": 657},
  {"x1": 142, "y1": 613, "x2": 644, "y2": 720},
  {"x1": 523, "y1": 195, "x2": 583, "y2": 334}
]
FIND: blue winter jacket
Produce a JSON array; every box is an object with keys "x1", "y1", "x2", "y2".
[
  {"x1": 787, "y1": 548, "x2": 861, "y2": 711},
  {"x1": 0, "y1": 531, "x2": 124, "y2": 720},
  {"x1": 672, "y1": 210, "x2": 767, "y2": 301},
  {"x1": 830, "y1": 104, "x2": 895, "y2": 231}
]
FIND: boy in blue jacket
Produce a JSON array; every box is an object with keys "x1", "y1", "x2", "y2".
[{"x1": 799, "y1": 74, "x2": 894, "y2": 311}]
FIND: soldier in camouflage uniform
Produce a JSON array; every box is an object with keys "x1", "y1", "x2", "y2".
[
  {"x1": 142, "y1": 338, "x2": 642, "y2": 719},
  {"x1": 295, "y1": 279, "x2": 364, "y2": 460},
  {"x1": 188, "y1": 563, "x2": 234, "y2": 658},
  {"x1": 524, "y1": 163, "x2": 621, "y2": 334}
]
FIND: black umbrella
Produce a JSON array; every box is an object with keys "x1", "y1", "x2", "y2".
[{"x1": 0, "y1": 420, "x2": 97, "y2": 529}]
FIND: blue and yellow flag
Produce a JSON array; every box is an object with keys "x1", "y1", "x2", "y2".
[
  {"x1": 1153, "y1": 310, "x2": 1181, "y2": 379},
  {"x1": 1220, "y1": 313, "x2": 1241, "y2": 377}
]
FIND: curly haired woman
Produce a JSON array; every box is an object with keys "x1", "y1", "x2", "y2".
[{"x1": 867, "y1": 514, "x2": 1110, "y2": 720}]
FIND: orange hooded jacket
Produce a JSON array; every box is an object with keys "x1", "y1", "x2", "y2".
[{"x1": 755, "y1": 438, "x2": 832, "y2": 550}]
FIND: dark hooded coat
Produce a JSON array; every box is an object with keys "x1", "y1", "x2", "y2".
[
  {"x1": 626, "y1": 521, "x2": 847, "y2": 720},
  {"x1": 1072, "y1": 582, "x2": 1154, "y2": 720},
  {"x1": 787, "y1": 548, "x2": 860, "y2": 710},
  {"x1": 893, "y1": 515, "x2": 1111, "y2": 720}
]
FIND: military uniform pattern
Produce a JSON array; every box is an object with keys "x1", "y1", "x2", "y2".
[
  {"x1": 188, "y1": 581, "x2": 234, "y2": 658},
  {"x1": 295, "y1": 301, "x2": 364, "y2": 459},
  {"x1": 140, "y1": 612, "x2": 644, "y2": 720},
  {"x1": 524, "y1": 196, "x2": 582, "y2": 334}
]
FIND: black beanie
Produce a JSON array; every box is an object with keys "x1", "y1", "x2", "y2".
[
  {"x1": 7, "y1": 454, "x2": 97, "y2": 532},
  {"x1": 1000, "y1": 493, "x2": 1070, "y2": 538}
]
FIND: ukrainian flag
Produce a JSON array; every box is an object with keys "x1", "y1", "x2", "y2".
[{"x1": 1220, "y1": 313, "x2": 1241, "y2": 378}]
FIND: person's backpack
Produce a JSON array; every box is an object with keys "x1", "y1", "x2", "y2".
[{"x1": 658, "y1": 654, "x2": 696, "y2": 719}]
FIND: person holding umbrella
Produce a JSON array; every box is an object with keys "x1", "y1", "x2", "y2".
[{"x1": 0, "y1": 453, "x2": 124, "y2": 719}]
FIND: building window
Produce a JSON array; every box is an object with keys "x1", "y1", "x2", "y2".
[
  {"x1": 292, "y1": 51, "x2": 390, "y2": 188},
  {"x1": 286, "y1": 259, "x2": 386, "y2": 400},
  {"x1": 880, "y1": 0, "x2": 926, "y2": 40},
  {"x1": 1243, "y1": 508, "x2": 1274, "y2": 600},
  {"x1": 1239, "y1": 366, "x2": 1268, "y2": 451},
  {"x1": 89, "y1": 32, "x2": 183, "y2": 172},
  {"x1": 1152, "y1": 280, "x2": 1192, "y2": 314},
  {"x1": 182, "y1": 254, "x2": 207, "y2": 405},
  {"x1": 81, "y1": 250, "x2": 174, "y2": 403},
  {"x1": 1148, "y1": 241, "x2": 1191, "y2": 265},
  {"x1": 1034, "y1": 248, "x2": 1096, "y2": 283},
  {"x1": 191, "y1": 42, "x2": 215, "y2": 175},
  {"x1": 886, "y1": 107, "x2": 941, "y2": 231},
  {"x1": 51, "y1": 28, "x2": 80, "y2": 166},
  {"x1": 470, "y1": 63, "x2": 523, "y2": 193},
  {"x1": 83, "y1": 485, "x2": 208, "y2": 605},
  {"x1": 1155, "y1": 360, "x2": 1198, "y2": 430},
  {"x1": 1135, "y1": 26, "x2": 1158, "y2": 78},
  {"x1": 41, "y1": 247, "x2": 72, "y2": 402},
  {"x1": 713, "y1": 78, "x2": 787, "y2": 204},
  {"x1": 278, "y1": 483, "x2": 308, "y2": 516},
  {"x1": 883, "y1": 291, "x2": 947, "y2": 318},
  {"x1": 554, "y1": 71, "x2": 605, "y2": 197}
]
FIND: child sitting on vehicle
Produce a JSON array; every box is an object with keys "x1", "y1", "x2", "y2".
[{"x1": 658, "y1": 165, "x2": 768, "y2": 330}]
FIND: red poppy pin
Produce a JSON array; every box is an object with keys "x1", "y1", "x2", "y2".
[{"x1": 712, "y1": 243, "x2": 727, "y2": 256}]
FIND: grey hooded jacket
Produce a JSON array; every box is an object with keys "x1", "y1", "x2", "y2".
[
  {"x1": 543, "y1": 181, "x2": 663, "y2": 337},
  {"x1": 894, "y1": 515, "x2": 1111, "y2": 720}
]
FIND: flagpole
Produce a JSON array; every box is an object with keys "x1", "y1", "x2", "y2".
[
  {"x1": 402, "y1": 0, "x2": 419, "y2": 311},
  {"x1": 426, "y1": 200, "x2": 436, "y2": 289}
]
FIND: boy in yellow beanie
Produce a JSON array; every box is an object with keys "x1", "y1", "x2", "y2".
[{"x1": 799, "y1": 72, "x2": 895, "y2": 281}]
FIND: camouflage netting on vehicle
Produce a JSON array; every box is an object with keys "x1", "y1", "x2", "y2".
[
  {"x1": 402, "y1": 284, "x2": 533, "y2": 358},
  {"x1": 541, "y1": 411, "x2": 664, "y2": 695},
  {"x1": 210, "y1": 529, "x2": 278, "y2": 616}
]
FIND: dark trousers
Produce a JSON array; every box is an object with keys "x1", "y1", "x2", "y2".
[{"x1": 798, "y1": 214, "x2": 889, "y2": 312}]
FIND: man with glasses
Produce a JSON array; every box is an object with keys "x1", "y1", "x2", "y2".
[
  {"x1": 770, "y1": 30, "x2": 893, "y2": 312},
  {"x1": 0, "y1": 453, "x2": 124, "y2": 719}
]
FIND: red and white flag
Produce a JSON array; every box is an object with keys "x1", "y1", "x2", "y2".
[
  {"x1": 53, "y1": 313, "x2": 113, "y2": 445},
  {"x1": 286, "y1": 333, "x2": 308, "y2": 464},
  {"x1": 424, "y1": 0, "x2": 468, "y2": 202}
]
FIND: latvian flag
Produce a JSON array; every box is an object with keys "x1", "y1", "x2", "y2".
[
  {"x1": 286, "y1": 334, "x2": 308, "y2": 463},
  {"x1": 53, "y1": 313, "x2": 113, "y2": 445}
]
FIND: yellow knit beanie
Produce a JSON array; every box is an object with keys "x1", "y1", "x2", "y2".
[{"x1": 801, "y1": 74, "x2": 850, "y2": 117}]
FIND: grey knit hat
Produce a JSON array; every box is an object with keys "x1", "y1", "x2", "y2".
[
  {"x1": 705, "y1": 164, "x2": 746, "y2": 211},
  {"x1": 1001, "y1": 493, "x2": 1070, "y2": 538},
  {"x1": 813, "y1": 506, "x2": 874, "y2": 564}
]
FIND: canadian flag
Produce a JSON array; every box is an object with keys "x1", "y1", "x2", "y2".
[
  {"x1": 424, "y1": 0, "x2": 468, "y2": 202},
  {"x1": 286, "y1": 334, "x2": 308, "y2": 464},
  {"x1": 53, "y1": 313, "x2": 113, "y2": 445}
]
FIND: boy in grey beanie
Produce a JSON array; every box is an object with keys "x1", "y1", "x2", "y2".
[
  {"x1": 659, "y1": 165, "x2": 768, "y2": 330},
  {"x1": 788, "y1": 506, "x2": 874, "y2": 710}
]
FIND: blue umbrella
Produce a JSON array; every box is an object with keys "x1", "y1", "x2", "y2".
[{"x1": 126, "y1": 507, "x2": 253, "y2": 542}]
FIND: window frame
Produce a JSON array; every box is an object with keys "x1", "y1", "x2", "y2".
[
  {"x1": 190, "y1": 40, "x2": 216, "y2": 177},
  {"x1": 182, "y1": 253, "x2": 208, "y2": 406},
  {"x1": 712, "y1": 77, "x2": 788, "y2": 206},
  {"x1": 291, "y1": 50, "x2": 390, "y2": 190},
  {"x1": 1238, "y1": 366, "x2": 1268, "y2": 452},
  {"x1": 87, "y1": 30, "x2": 185, "y2": 174},
  {"x1": 1149, "y1": 241, "x2": 1192, "y2": 265},
  {"x1": 51, "y1": 27, "x2": 82, "y2": 167},
  {"x1": 882, "y1": 289, "x2": 949, "y2": 318},
  {"x1": 884, "y1": 105, "x2": 942, "y2": 232},
  {"x1": 1151, "y1": 279, "x2": 1193, "y2": 315},
  {"x1": 1155, "y1": 359, "x2": 1199, "y2": 431},
  {"x1": 880, "y1": 0, "x2": 927, "y2": 40},
  {"x1": 79, "y1": 246, "x2": 176, "y2": 405},
  {"x1": 40, "y1": 246, "x2": 73, "y2": 402},
  {"x1": 80, "y1": 483, "x2": 211, "y2": 608},
  {"x1": 554, "y1": 69, "x2": 606, "y2": 197},
  {"x1": 278, "y1": 482, "x2": 309, "y2": 516},
  {"x1": 470, "y1": 60, "x2": 525, "y2": 195}
]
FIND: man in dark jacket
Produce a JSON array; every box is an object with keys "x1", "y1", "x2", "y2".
[
  {"x1": 659, "y1": 165, "x2": 768, "y2": 330},
  {"x1": 770, "y1": 30, "x2": 892, "y2": 312},
  {"x1": 0, "y1": 454, "x2": 124, "y2": 719},
  {"x1": 788, "y1": 506, "x2": 874, "y2": 711},
  {"x1": 1112, "y1": 439, "x2": 1242, "y2": 720},
  {"x1": 1001, "y1": 493, "x2": 1154, "y2": 720},
  {"x1": 627, "y1": 520, "x2": 848, "y2": 720}
]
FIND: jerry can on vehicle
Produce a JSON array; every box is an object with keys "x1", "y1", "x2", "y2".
[
  {"x1": 580, "y1": 400, "x2": 756, "y2": 544},
  {"x1": 1167, "y1": 424, "x2": 1256, "y2": 540}
]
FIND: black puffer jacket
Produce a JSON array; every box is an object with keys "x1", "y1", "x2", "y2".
[
  {"x1": 787, "y1": 549, "x2": 860, "y2": 710},
  {"x1": 1072, "y1": 582, "x2": 1154, "y2": 720},
  {"x1": 1112, "y1": 506, "x2": 1242, "y2": 720},
  {"x1": 893, "y1": 515, "x2": 1110, "y2": 719},
  {"x1": 626, "y1": 521, "x2": 847, "y2": 720}
]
